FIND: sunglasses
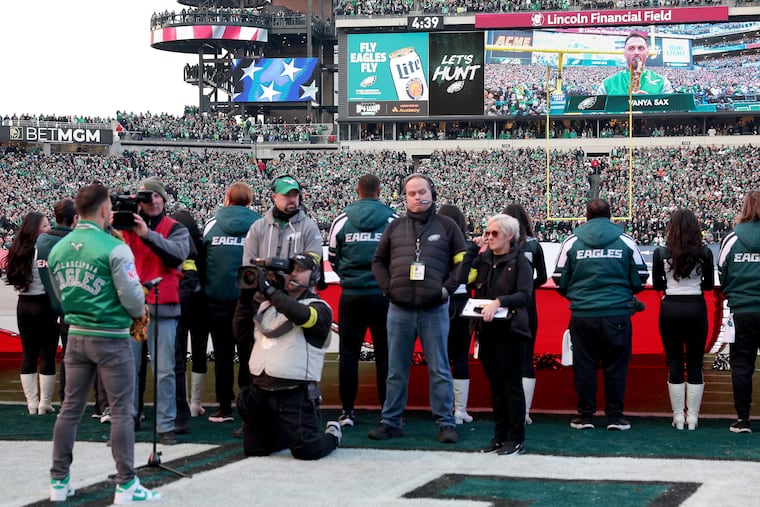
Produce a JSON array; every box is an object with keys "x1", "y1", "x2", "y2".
[{"x1": 484, "y1": 230, "x2": 499, "y2": 238}]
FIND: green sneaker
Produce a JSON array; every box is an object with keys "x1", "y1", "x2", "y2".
[
  {"x1": 113, "y1": 477, "x2": 161, "y2": 504},
  {"x1": 50, "y1": 475, "x2": 75, "y2": 502}
]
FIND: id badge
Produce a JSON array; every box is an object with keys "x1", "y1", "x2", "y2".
[{"x1": 410, "y1": 261, "x2": 426, "y2": 281}]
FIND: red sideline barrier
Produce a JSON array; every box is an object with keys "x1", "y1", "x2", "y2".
[
  {"x1": 0, "y1": 328, "x2": 21, "y2": 354},
  {"x1": 319, "y1": 284, "x2": 723, "y2": 355},
  {"x1": 0, "y1": 287, "x2": 721, "y2": 360}
]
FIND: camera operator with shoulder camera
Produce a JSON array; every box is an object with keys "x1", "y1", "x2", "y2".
[
  {"x1": 237, "y1": 252, "x2": 341, "y2": 460},
  {"x1": 232, "y1": 175, "x2": 321, "y2": 437},
  {"x1": 121, "y1": 177, "x2": 189, "y2": 445}
]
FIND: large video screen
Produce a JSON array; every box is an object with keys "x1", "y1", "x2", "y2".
[
  {"x1": 347, "y1": 32, "x2": 484, "y2": 117},
  {"x1": 232, "y1": 58, "x2": 319, "y2": 103},
  {"x1": 343, "y1": 7, "x2": 760, "y2": 119}
]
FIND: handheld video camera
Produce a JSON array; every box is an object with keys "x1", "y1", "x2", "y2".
[
  {"x1": 237, "y1": 257, "x2": 293, "y2": 291},
  {"x1": 111, "y1": 191, "x2": 153, "y2": 230}
]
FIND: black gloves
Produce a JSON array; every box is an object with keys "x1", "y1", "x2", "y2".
[{"x1": 257, "y1": 267, "x2": 276, "y2": 299}]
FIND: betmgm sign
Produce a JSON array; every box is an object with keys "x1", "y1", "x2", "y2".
[{"x1": 1, "y1": 125, "x2": 113, "y2": 145}]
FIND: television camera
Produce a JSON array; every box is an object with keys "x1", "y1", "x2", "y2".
[
  {"x1": 110, "y1": 191, "x2": 153, "y2": 230},
  {"x1": 237, "y1": 257, "x2": 293, "y2": 291}
]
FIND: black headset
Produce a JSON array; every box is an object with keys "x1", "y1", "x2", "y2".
[
  {"x1": 308, "y1": 264, "x2": 321, "y2": 287},
  {"x1": 292, "y1": 253, "x2": 322, "y2": 288},
  {"x1": 401, "y1": 173, "x2": 437, "y2": 202}
]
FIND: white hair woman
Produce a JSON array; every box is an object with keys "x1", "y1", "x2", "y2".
[{"x1": 461, "y1": 213, "x2": 533, "y2": 455}]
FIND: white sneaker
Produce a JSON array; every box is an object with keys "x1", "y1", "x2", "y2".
[
  {"x1": 50, "y1": 475, "x2": 75, "y2": 502},
  {"x1": 113, "y1": 477, "x2": 161, "y2": 504},
  {"x1": 325, "y1": 421, "x2": 342, "y2": 446},
  {"x1": 100, "y1": 407, "x2": 111, "y2": 424}
]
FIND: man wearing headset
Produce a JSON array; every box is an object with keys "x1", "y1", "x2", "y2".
[
  {"x1": 370, "y1": 174, "x2": 466, "y2": 444},
  {"x1": 237, "y1": 252, "x2": 341, "y2": 459},
  {"x1": 234, "y1": 175, "x2": 322, "y2": 436}
]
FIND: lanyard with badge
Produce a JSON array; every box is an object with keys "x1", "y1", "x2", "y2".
[{"x1": 410, "y1": 237, "x2": 426, "y2": 281}]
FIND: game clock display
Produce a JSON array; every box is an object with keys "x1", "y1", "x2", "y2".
[{"x1": 407, "y1": 16, "x2": 443, "y2": 31}]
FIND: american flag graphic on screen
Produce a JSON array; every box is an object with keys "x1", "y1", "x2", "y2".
[{"x1": 232, "y1": 58, "x2": 320, "y2": 103}]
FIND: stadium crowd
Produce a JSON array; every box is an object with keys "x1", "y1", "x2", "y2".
[
  {"x1": 0, "y1": 144, "x2": 754, "y2": 248},
  {"x1": 115, "y1": 111, "x2": 331, "y2": 143},
  {"x1": 484, "y1": 55, "x2": 760, "y2": 116},
  {"x1": 335, "y1": 0, "x2": 725, "y2": 16}
]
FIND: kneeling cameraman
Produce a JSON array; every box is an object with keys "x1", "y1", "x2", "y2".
[{"x1": 237, "y1": 252, "x2": 341, "y2": 460}]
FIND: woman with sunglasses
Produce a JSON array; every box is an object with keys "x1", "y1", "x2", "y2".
[{"x1": 461, "y1": 214, "x2": 533, "y2": 455}]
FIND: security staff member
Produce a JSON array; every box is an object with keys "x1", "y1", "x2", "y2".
[
  {"x1": 369, "y1": 174, "x2": 466, "y2": 444},
  {"x1": 328, "y1": 174, "x2": 397, "y2": 426},
  {"x1": 201, "y1": 182, "x2": 262, "y2": 424},
  {"x1": 238, "y1": 252, "x2": 341, "y2": 460},
  {"x1": 553, "y1": 199, "x2": 648, "y2": 431}
]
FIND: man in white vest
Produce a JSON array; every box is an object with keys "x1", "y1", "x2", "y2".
[{"x1": 238, "y1": 252, "x2": 341, "y2": 460}]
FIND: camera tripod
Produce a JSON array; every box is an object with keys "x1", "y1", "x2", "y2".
[{"x1": 136, "y1": 277, "x2": 191, "y2": 478}]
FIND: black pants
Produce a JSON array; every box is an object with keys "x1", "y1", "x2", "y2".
[
  {"x1": 659, "y1": 295, "x2": 707, "y2": 384},
  {"x1": 523, "y1": 298, "x2": 539, "y2": 378},
  {"x1": 338, "y1": 293, "x2": 389, "y2": 411},
  {"x1": 209, "y1": 299, "x2": 252, "y2": 411},
  {"x1": 17, "y1": 294, "x2": 59, "y2": 375},
  {"x1": 731, "y1": 312, "x2": 760, "y2": 420},
  {"x1": 478, "y1": 330, "x2": 527, "y2": 444},
  {"x1": 448, "y1": 294, "x2": 472, "y2": 380},
  {"x1": 184, "y1": 292, "x2": 209, "y2": 374},
  {"x1": 570, "y1": 314, "x2": 632, "y2": 419},
  {"x1": 240, "y1": 383, "x2": 338, "y2": 460}
]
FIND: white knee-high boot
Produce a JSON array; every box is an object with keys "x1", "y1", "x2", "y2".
[
  {"x1": 453, "y1": 379, "x2": 473, "y2": 424},
  {"x1": 667, "y1": 382, "x2": 685, "y2": 430},
  {"x1": 38, "y1": 374, "x2": 57, "y2": 414},
  {"x1": 20, "y1": 373, "x2": 39, "y2": 415},
  {"x1": 523, "y1": 377, "x2": 536, "y2": 424},
  {"x1": 189, "y1": 372, "x2": 207, "y2": 417},
  {"x1": 686, "y1": 383, "x2": 704, "y2": 430}
]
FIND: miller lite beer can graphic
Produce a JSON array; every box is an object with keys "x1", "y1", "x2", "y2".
[{"x1": 389, "y1": 47, "x2": 428, "y2": 101}]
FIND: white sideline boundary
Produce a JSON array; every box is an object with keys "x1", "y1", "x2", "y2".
[{"x1": 6, "y1": 441, "x2": 760, "y2": 506}]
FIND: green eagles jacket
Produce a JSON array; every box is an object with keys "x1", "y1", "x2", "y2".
[
  {"x1": 719, "y1": 222, "x2": 760, "y2": 313},
  {"x1": 552, "y1": 218, "x2": 648, "y2": 317},
  {"x1": 48, "y1": 220, "x2": 145, "y2": 339},
  {"x1": 597, "y1": 68, "x2": 674, "y2": 95},
  {"x1": 327, "y1": 198, "x2": 397, "y2": 295}
]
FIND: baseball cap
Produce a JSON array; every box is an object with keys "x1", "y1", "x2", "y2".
[
  {"x1": 273, "y1": 176, "x2": 300, "y2": 195},
  {"x1": 291, "y1": 252, "x2": 319, "y2": 272}
]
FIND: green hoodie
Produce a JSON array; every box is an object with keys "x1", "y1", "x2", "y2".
[
  {"x1": 553, "y1": 218, "x2": 648, "y2": 316},
  {"x1": 719, "y1": 222, "x2": 760, "y2": 313},
  {"x1": 328, "y1": 198, "x2": 397, "y2": 295}
]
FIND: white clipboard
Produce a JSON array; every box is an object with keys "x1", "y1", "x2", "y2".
[{"x1": 461, "y1": 298, "x2": 510, "y2": 319}]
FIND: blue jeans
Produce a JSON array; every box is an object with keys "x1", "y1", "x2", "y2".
[
  {"x1": 381, "y1": 302, "x2": 455, "y2": 427},
  {"x1": 52, "y1": 335, "x2": 136, "y2": 484},
  {"x1": 131, "y1": 317, "x2": 177, "y2": 433}
]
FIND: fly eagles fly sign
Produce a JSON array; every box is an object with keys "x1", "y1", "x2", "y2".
[{"x1": 346, "y1": 32, "x2": 484, "y2": 118}]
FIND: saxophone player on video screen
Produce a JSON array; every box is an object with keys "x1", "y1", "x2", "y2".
[{"x1": 597, "y1": 32, "x2": 674, "y2": 96}]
